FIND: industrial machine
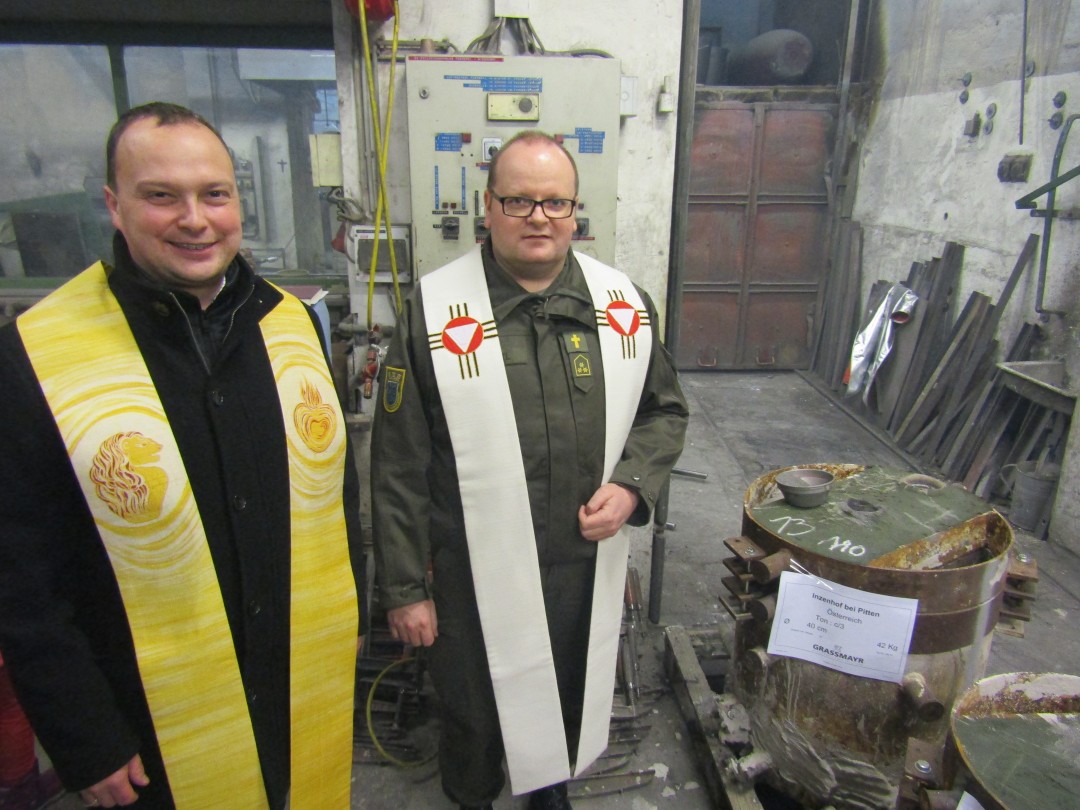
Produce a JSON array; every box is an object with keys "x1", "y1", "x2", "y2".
[
  {"x1": 931, "y1": 672, "x2": 1080, "y2": 810},
  {"x1": 667, "y1": 464, "x2": 1023, "y2": 810},
  {"x1": 404, "y1": 53, "x2": 621, "y2": 276},
  {"x1": 342, "y1": 51, "x2": 623, "y2": 412}
]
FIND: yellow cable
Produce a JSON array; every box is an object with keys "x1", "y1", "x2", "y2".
[
  {"x1": 363, "y1": 655, "x2": 434, "y2": 767},
  {"x1": 358, "y1": 2, "x2": 403, "y2": 328},
  {"x1": 384, "y1": 3, "x2": 402, "y2": 314}
]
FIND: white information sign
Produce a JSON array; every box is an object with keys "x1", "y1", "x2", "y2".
[{"x1": 767, "y1": 572, "x2": 918, "y2": 683}]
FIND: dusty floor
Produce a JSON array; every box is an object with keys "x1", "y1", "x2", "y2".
[
  {"x1": 45, "y1": 371, "x2": 1080, "y2": 809},
  {"x1": 348, "y1": 371, "x2": 1080, "y2": 809}
]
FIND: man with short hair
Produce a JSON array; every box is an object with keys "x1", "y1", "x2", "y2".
[
  {"x1": 0, "y1": 102, "x2": 366, "y2": 809},
  {"x1": 371, "y1": 130, "x2": 688, "y2": 809}
]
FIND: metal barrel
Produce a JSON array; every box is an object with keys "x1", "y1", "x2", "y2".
[
  {"x1": 721, "y1": 463, "x2": 1013, "y2": 809},
  {"x1": 944, "y1": 672, "x2": 1080, "y2": 810}
]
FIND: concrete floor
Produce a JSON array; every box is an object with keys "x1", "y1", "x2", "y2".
[
  {"x1": 346, "y1": 371, "x2": 1080, "y2": 809},
  {"x1": 45, "y1": 371, "x2": 1080, "y2": 809}
]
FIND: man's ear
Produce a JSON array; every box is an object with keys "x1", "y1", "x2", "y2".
[{"x1": 103, "y1": 185, "x2": 122, "y2": 231}]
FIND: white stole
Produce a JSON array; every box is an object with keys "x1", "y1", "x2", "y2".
[{"x1": 420, "y1": 247, "x2": 650, "y2": 793}]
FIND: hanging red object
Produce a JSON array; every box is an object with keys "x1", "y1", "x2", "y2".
[
  {"x1": 331, "y1": 221, "x2": 348, "y2": 255},
  {"x1": 343, "y1": 0, "x2": 395, "y2": 22}
]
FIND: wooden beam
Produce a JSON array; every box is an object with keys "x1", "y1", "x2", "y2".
[{"x1": 664, "y1": 626, "x2": 763, "y2": 810}]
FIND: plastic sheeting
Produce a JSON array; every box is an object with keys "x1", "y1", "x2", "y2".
[{"x1": 846, "y1": 284, "x2": 918, "y2": 404}]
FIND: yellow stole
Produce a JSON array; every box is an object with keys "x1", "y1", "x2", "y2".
[{"x1": 17, "y1": 263, "x2": 358, "y2": 809}]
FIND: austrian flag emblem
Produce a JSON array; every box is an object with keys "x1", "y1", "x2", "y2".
[
  {"x1": 597, "y1": 292, "x2": 649, "y2": 360},
  {"x1": 429, "y1": 304, "x2": 497, "y2": 379},
  {"x1": 441, "y1": 316, "x2": 484, "y2": 355},
  {"x1": 605, "y1": 300, "x2": 640, "y2": 336}
]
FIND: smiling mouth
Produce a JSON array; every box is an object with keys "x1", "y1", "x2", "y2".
[{"x1": 170, "y1": 241, "x2": 216, "y2": 251}]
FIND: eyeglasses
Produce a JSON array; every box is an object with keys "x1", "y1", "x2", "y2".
[{"x1": 490, "y1": 193, "x2": 576, "y2": 219}]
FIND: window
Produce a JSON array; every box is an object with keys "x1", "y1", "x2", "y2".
[{"x1": 0, "y1": 42, "x2": 344, "y2": 298}]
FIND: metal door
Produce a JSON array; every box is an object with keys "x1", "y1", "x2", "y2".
[{"x1": 677, "y1": 99, "x2": 836, "y2": 369}]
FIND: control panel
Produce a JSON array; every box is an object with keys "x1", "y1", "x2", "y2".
[{"x1": 405, "y1": 54, "x2": 621, "y2": 276}]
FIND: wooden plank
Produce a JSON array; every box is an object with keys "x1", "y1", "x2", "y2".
[
  {"x1": 812, "y1": 220, "x2": 853, "y2": 382},
  {"x1": 895, "y1": 292, "x2": 988, "y2": 447},
  {"x1": 664, "y1": 626, "x2": 764, "y2": 810},
  {"x1": 930, "y1": 236, "x2": 1040, "y2": 468},
  {"x1": 813, "y1": 221, "x2": 848, "y2": 381},
  {"x1": 942, "y1": 323, "x2": 1040, "y2": 478},
  {"x1": 873, "y1": 263, "x2": 926, "y2": 428},
  {"x1": 926, "y1": 338, "x2": 998, "y2": 468},
  {"x1": 921, "y1": 242, "x2": 965, "y2": 372},
  {"x1": 827, "y1": 223, "x2": 863, "y2": 390},
  {"x1": 943, "y1": 374, "x2": 1004, "y2": 480},
  {"x1": 888, "y1": 244, "x2": 965, "y2": 434},
  {"x1": 972, "y1": 397, "x2": 1031, "y2": 499},
  {"x1": 963, "y1": 389, "x2": 1022, "y2": 491},
  {"x1": 1000, "y1": 405, "x2": 1054, "y2": 494}
]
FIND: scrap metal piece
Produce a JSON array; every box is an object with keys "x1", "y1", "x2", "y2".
[
  {"x1": 567, "y1": 769, "x2": 655, "y2": 799},
  {"x1": 664, "y1": 625, "x2": 765, "y2": 810},
  {"x1": 846, "y1": 283, "x2": 919, "y2": 403}
]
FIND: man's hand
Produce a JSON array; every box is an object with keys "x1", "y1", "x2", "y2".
[
  {"x1": 387, "y1": 600, "x2": 438, "y2": 647},
  {"x1": 79, "y1": 754, "x2": 149, "y2": 807},
  {"x1": 578, "y1": 483, "x2": 640, "y2": 541}
]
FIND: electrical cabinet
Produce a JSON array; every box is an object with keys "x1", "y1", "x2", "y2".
[
  {"x1": 349, "y1": 224, "x2": 411, "y2": 283},
  {"x1": 405, "y1": 54, "x2": 621, "y2": 276}
]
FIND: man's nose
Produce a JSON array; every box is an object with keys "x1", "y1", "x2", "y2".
[
  {"x1": 527, "y1": 201, "x2": 551, "y2": 223},
  {"x1": 177, "y1": 197, "x2": 208, "y2": 229}
]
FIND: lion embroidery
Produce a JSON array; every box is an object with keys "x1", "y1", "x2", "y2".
[{"x1": 89, "y1": 432, "x2": 168, "y2": 523}]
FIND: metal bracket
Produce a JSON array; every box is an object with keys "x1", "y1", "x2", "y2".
[{"x1": 1013, "y1": 113, "x2": 1080, "y2": 315}]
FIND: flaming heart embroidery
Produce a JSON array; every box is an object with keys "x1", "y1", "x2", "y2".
[{"x1": 294, "y1": 378, "x2": 337, "y2": 453}]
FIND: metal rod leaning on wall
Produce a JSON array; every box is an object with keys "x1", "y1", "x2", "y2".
[
  {"x1": 648, "y1": 479, "x2": 672, "y2": 625},
  {"x1": 664, "y1": 0, "x2": 700, "y2": 357},
  {"x1": 648, "y1": 0, "x2": 701, "y2": 627},
  {"x1": 1015, "y1": 112, "x2": 1080, "y2": 316},
  {"x1": 648, "y1": 467, "x2": 709, "y2": 624}
]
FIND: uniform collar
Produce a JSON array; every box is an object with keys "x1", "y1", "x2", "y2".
[{"x1": 482, "y1": 240, "x2": 595, "y2": 325}]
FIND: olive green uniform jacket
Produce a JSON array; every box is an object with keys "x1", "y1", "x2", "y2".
[
  {"x1": 370, "y1": 243, "x2": 687, "y2": 803},
  {"x1": 371, "y1": 242, "x2": 688, "y2": 610}
]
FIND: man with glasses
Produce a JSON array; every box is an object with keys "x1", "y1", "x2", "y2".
[{"x1": 371, "y1": 130, "x2": 687, "y2": 810}]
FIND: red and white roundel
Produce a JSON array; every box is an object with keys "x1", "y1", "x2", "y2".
[
  {"x1": 442, "y1": 316, "x2": 484, "y2": 355},
  {"x1": 605, "y1": 300, "x2": 640, "y2": 337}
]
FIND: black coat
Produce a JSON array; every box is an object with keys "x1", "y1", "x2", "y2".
[{"x1": 0, "y1": 236, "x2": 366, "y2": 809}]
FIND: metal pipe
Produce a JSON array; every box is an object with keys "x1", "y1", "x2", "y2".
[
  {"x1": 1020, "y1": 0, "x2": 1028, "y2": 144},
  {"x1": 664, "y1": 0, "x2": 702, "y2": 356},
  {"x1": 1034, "y1": 113, "x2": 1079, "y2": 315},
  {"x1": 108, "y1": 44, "x2": 130, "y2": 116},
  {"x1": 647, "y1": 479, "x2": 671, "y2": 624}
]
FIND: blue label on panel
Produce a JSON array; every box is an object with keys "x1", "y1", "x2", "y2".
[
  {"x1": 436, "y1": 133, "x2": 464, "y2": 151},
  {"x1": 443, "y1": 74, "x2": 542, "y2": 93},
  {"x1": 566, "y1": 127, "x2": 606, "y2": 154}
]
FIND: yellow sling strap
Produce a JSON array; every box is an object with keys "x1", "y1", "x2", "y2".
[{"x1": 18, "y1": 264, "x2": 357, "y2": 809}]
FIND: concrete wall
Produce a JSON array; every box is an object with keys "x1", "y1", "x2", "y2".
[
  {"x1": 333, "y1": 1, "x2": 684, "y2": 326},
  {"x1": 852, "y1": 0, "x2": 1080, "y2": 549}
]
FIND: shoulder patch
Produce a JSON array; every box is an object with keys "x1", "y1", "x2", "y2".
[
  {"x1": 382, "y1": 366, "x2": 406, "y2": 413},
  {"x1": 563, "y1": 332, "x2": 589, "y2": 353}
]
